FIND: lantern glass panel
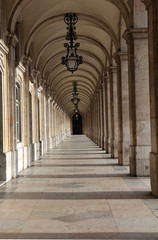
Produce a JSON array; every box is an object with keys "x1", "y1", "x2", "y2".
[{"x1": 67, "y1": 56, "x2": 78, "y2": 72}]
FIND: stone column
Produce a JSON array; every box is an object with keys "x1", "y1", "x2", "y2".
[
  {"x1": 39, "y1": 79, "x2": 46, "y2": 155},
  {"x1": 111, "y1": 66, "x2": 118, "y2": 158},
  {"x1": 94, "y1": 97, "x2": 97, "y2": 144},
  {"x1": 45, "y1": 86, "x2": 50, "y2": 151},
  {"x1": 124, "y1": 28, "x2": 150, "y2": 176},
  {"x1": 96, "y1": 94, "x2": 100, "y2": 146},
  {"x1": 7, "y1": 34, "x2": 18, "y2": 178},
  {"x1": 99, "y1": 87, "x2": 103, "y2": 148},
  {"x1": 104, "y1": 75, "x2": 109, "y2": 153},
  {"x1": 0, "y1": 40, "x2": 9, "y2": 180},
  {"x1": 23, "y1": 57, "x2": 32, "y2": 168},
  {"x1": 142, "y1": 0, "x2": 158, "y2": 196},
  {"x1": 107, "y1": 69, "x2": 114, "y2": 156},
  {"x1": 101, "y1": 81, "x2": 106, "y2": 150},
  {"x1": 117, "y1": 52, "x2": 130, "y2": 165},
  {"x1": 32, "y1": 70, "x2": 39, "y2": 161}
]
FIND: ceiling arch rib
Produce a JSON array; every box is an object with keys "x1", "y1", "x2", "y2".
[
  {"x1": 8, "y1": 0, "x2": 130, "y2": 35},
  {"x1": 54, "y1": 77, "x2": 95, "y2": 95},
  {"x1": 42, "y1": 50, "x2": 104, "y2": 80},
  {"x1": 47, "y1": 61, "x2": 100, "y2": 87},
  {"x1": 60, "y1": 90, "x2": 91, "y2": 104},
  {"x1": 49, "y1": 68, "x2": 98, "y2": 91},
  {"x1": 61, "y1": 97, "x2": 89, "y2": 113},
  {"x1": 55, "y1": 80, "x2": 94, "y2": 96},
  {"x1": 35, "y1": 34, "x2": 110, "y2": 69},
  {"x1": 56, "y1": 85, "x2": 93, "y2": 103},
  {"x1": 60, "y1": 96, "x2": 90, "y2": 113},
  {"x1": 24, "y1": 13, "x2": 119, "y2": 56},
  {"x1": 57, "y1": 88, "x2": 92, "y2": 104}
]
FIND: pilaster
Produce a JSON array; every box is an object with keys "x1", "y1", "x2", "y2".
[
  {"x1": 110, "y1": 66, "x2": 118, "y2": 158},
  {"x1": 7, "y1": 34, "x2": 18, "y2": 178},
  {"x1": 104, "y1": 75, "x2": 109, "y2": 153},
  {"x1": 124, "y1": 28, "x2": 150, "y2": 176}
]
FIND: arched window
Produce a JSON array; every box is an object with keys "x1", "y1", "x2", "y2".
[{"x1": 16, "y1": 82, "x2": 21, "y2": 142}]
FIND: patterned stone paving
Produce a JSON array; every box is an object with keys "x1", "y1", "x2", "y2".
[{"x1": 0, "y1": 135, "x2": 158, "y2": 239}]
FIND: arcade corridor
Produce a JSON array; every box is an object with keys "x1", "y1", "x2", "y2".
[
  {"x1": 0, "y1": 135, "x2": 157, "y2": 239},
  {"x1": 1, "y1": 1, "x2": 158, "y2": 238}
]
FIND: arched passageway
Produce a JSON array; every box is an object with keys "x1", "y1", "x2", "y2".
[
  {"x1": 1, "y1": 1, "x2": 158, "y2": 237},
  {"x1": 72, "y1": 114, "x2": 82, "y2": 134}
]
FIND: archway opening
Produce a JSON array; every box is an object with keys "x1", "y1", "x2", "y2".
[{"x1": 72, "y1": 114, "x2": 82, "y2": 135}]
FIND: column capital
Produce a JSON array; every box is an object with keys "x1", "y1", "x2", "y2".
[
  {"x1": 40, "y1": 79, "x2": 47, "y2": 88},
  {"x1": 22, "y1": 55, "x2": 32, "y2": 67},
  {"x1": 16, "y1": 61, "x2": 26, "y2": 73},
  {"x1": 123, "y1": 28, "x2": 148, "y2": 43},
  {"x1": 104, "y1": 74, "x2": 110, "y2": 83},
  {"x1": 141, "y1": 0, "x2": 152, "y2": 9},
  {"x1": 33, "y1": 69, "x2": 40, "y2": 79},
  {"x1": 7, "y1": 33, "x2": 18, "y2": 48},
  {"x1": 110, "y1": 65, "x2": 117, "y2": 73}
]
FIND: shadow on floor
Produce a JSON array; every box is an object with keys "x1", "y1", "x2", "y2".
[
  {"x1": 0, "y1": 191, "x2": 155, "y2": 199},
  {"x1": 0, "y1": 232, "x2": 158, "y2": 239}
]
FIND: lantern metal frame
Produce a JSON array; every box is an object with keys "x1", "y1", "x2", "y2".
[{"x1": 61, "y1": 13, "x2": 83, "y2": 73}]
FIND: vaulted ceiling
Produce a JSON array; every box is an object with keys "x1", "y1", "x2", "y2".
[{"x1": 6, "y1": 0, "x2": 130, "y2": 116}]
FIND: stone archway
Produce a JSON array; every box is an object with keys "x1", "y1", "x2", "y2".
[{"x1": 72, "y1": 114, "x2": 82, "y2": 135}]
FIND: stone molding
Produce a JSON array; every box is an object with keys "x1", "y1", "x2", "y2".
[
  {"x1": 110, "y1": 65, "x2": 117, "y2": 73},
  {"x1": 29, "y1": 82, "x2": 33, "y2": 94},
  {"x1": 22, "y1": 55, "x2": 32, "y2": 67},
  {"x1": 16, "y1": 61, "x2": 26, "y2": 73},
  {"x1": 104, "y1": 74, "x2": 110, "y2": 83},
  {"x1": 123, "y1": 28, "x2": 148, "y2": 42},
  {"x1": 40, "y1": 79, "x2": 46, "y2": 88},
  {"x1": 117, "y1": 52, "x2": 128, "y2": 61},
  {"x1": 113, "y1": 51, "x2": 128, "y2": 62},
  {"x1": 7, "y1": 33, "x2": 18, "y2": 47},
  {"x1": 141, "y1": 0, "x2": 152, "y2": 9},
  {"x1": 0, "y1": 40, "x2": 9, "y2": 55}
]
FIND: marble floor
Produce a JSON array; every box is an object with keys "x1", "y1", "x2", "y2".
[{"x1": 0, "y1": 135, "x2": 158, "y2": 239}]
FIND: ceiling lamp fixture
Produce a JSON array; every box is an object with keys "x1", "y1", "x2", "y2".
[
  {"x1": 61, "y1": 13, "x2": 83, "y2": 73},
  {"x1": 71, "y1": 82, "x2": 80, "y2": 105}
]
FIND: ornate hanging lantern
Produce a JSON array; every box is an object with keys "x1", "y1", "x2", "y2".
[{"x1": 61, "y1": 13, "x2": 83, "y2": 73}]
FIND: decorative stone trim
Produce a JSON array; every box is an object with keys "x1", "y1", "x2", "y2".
[
  {"x1": 7, "y1": 33, "x2": 18, "y2": 47},
  {"x1": 141, "y1": 0, "x2": 152, "y2": 9},
  {"x1": 116, "y1": 52, "x2": 128, "y2": 61},
  {"x1": 16, "y1": 62, "x2": 26, "y2": 73},
  {"x1": 0, "y1": 40, "x2": 9, "y2": 54},
  {"x1": 110, "y1": 65, "x2": 118, "y2": 73},
  {"x1": 29, "y1": 82, "x2": 33, "y2": 94},
  {"x1": 123, "y1": 28, "x2": 148, "y2": 42}
]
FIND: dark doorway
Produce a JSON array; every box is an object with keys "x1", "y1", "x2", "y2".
[{"x1": 72, "y1": 114, "x2": 82, "y2": 134}]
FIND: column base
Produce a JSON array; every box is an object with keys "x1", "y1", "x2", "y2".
[
  {"x1": 122, "y1": 143, "x2": 129, "y2": 165},
  {"x1": 118, "y1": 141, "x2": 123, "y2": 165},
  {"x1": 114, "y1": 139, "x2": 118, "y2": 158},
  {"x1": 97, "y1": 135, "x2": 100, "y2": 147},
  {"x1": 129, "y1": 145, "x2": 150, "y2": 176},
  {"x1": 105, "y1": 137, "x2": 108, "y2": 153},
  {"x1": 102, "y1": 136, "x2": 105, "y2": 150},
  {"x1": 11, "y1": 150, "x2": 18, "y2": 178},
  {"x1": 41, "y1": 140, "x2": 47, "y2": 155},
  {"x1": 110, "y1": 139, "x2": 114, "y2": 158},
  {"x1": 0, "y1": 151, "x2": 12, "y2": 182},
  {"x1": 33, "y1": 142, "x2": 40, "y2": 161}
]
